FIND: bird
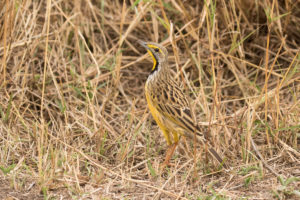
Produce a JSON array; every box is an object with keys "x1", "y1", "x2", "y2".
[{"x1": 138, "y1": 40, "x2": 228, "y2": 169}]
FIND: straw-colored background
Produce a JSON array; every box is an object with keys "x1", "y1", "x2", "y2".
[{"x1": 0, "y1": 0, "x2": 299, "y2": 199}]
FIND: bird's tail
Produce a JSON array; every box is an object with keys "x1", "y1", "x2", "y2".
[
  {"x1": 208, "y1": 147, "x2": 228, "y2": 169},
  {"x1": 186, "y1": 126, "x2": 229, "y2": 169}
]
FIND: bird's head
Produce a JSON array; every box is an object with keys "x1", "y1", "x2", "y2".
[{"x1": 138, "y1": 40, "x2": 168, "y2": 74}]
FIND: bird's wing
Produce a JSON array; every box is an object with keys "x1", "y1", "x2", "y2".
[{"x1": 152, "y1": 80, "x2": 203, "y2": 137}]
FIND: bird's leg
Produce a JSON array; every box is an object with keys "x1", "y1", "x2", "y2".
[
  {"x1": 161, "y1": 142, "x2": 178, "y2": 169},
  {"x1": 204, "y1": 143, "x2": 210, "y2": 168}
]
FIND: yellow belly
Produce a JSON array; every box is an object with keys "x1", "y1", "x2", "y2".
[{"x1": 145, "y1": 85, "x2": 180, "y2": 145}]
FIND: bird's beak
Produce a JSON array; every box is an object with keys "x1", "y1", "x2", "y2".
[{"x1": 138, "y1": 40, "x2": 149, "y2": 50}]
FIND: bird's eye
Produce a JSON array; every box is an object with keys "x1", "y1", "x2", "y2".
[{"x1": 154, "y1": 48, "x2": 159, "y2": 52}]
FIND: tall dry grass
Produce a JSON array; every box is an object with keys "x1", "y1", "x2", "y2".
[{"x1": 0, "y1": 0, "x2": 299, "y2": 199}]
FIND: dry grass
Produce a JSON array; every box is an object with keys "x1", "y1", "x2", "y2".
[{"x1": 0, "y1": 0, "x2": 299, "y2": 199}]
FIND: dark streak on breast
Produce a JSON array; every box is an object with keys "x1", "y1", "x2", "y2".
[
  {"x1": 170, "y1": 108, "x2": 175, "y2": 116},
  {"x1": 182, "y1": 115, "x2": 195, "y2": 127},
  {"x1": 165, "y1": 106, "x2": 172, "y2": 115},
  {"x1": 163, "y1": 90, "x2": 168, "y2": 100},
  {"x1": 171, "y1": 96, "x2": 175, "y2": 102},
  {"x1": 183, "y1": 109, "x2": 191, "y2": 117},
  {"x1": 158, "y1": 104, "x2": 164, "y2": 111},
  {"x1": 174, "y1": 107, "x2": 181, "y2": 116},
  {"x1": 178, "y1": 117, "x2": 195, "y2": 133}
]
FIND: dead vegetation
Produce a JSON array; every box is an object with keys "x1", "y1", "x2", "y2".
[{"x1": 0, "y1": 0, "x2": 299, "y2": 199}]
